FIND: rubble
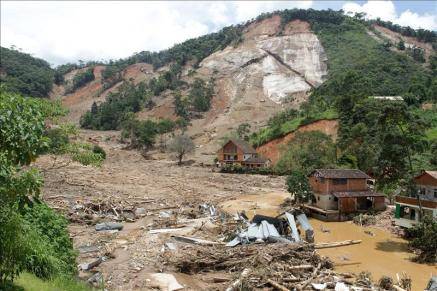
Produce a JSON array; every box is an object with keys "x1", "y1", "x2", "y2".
[
  {"x1": 95, "y1": 222, "x2": 123, "y2": 231},
  {"x1": 149, "y1": 273, "x2": 184, "y2": 291},
  {"x1": 225, "y1": 211, "x2": 313, "y2": 247},
  {"x1": 79, "y1": 256, "x2": 106, "y2": 271}
]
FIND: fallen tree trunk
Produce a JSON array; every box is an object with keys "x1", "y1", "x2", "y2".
[
  {"x1": 267, "y1": 279, "x2": 291, "y2": 291},
  {"x1": 315, "y1": 240, "x2": 362, "y2": 249}
]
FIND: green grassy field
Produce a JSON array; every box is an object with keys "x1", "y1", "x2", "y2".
[{"x1": 3, "y1": 273, "x2": 93, "y2": 291}]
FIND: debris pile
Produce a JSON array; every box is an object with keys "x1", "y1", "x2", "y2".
[{"x1": 226, "y1": 211, "x2": 314, "y2": 247}]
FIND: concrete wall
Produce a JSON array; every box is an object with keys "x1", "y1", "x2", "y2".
[{"x1": 313, "y1": 193, "x2": 337, "y2": 210}]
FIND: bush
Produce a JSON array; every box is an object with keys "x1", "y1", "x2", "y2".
[
  {"x1": 21, "y1": 202, "x2": 77, "y2": 278},
  {"x1": 92, "y1": 145, "x2": 106, "y2": 160},
  {"x1": 220, "y1": 164, "x2": 276, "y2": 175},
  {"x1": 44, "y1": 128, "x2": 69, "y2": 154},
  {"x1": 404, "y1": 215, "x2": 437, "y2": 263}
]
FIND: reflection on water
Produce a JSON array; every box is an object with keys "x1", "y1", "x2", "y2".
[{"x1": 311, "y1": 219, "x2": 436, "y2": 291}]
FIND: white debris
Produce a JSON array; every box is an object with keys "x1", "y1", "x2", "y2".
[{"x1": 150, "y1": 273, "x2": 184, "y2": 291}]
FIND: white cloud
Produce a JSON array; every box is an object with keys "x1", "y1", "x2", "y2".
[
  {"x1": 343, "y1": 1, "x2": 436, "y2": 30},
  {"x1": 1, "y1": 1, "x2": 313, "y2": 66}
]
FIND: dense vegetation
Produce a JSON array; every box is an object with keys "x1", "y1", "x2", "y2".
[
  {"x1": 81, "y1": 81, "x2": 152, "y2": 130},
  {"x1": 99, "y1": 25, "x2": 242, "y2": 81},
  {"x1": 245, "y1": 9, "x2": 435, "y2": 190},
  {"x1": 0, "y1": 47, "x2": 54, "y2": 97},
  {"x1": 120, "y1": 115, "x2": 184, "y2": 154},
  {"x1": 405, "y1": 215, "x2": 437, "y2": 263},
  {"x1": 0, "y1": 89, "x2": 100, "y2": 289},
  {"x1": 371, "y1": 18, "x2": 436, "y2": 44}
]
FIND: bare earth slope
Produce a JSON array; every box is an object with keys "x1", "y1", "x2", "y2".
[
  {"x1": 187, "y1": 18, "x2": 328, "y2": 160},
  {"x1": 256, "y1": 119, "x2": 339, "y2": 164},
  {"x1": 52, "y1": 16, "x2": 328, "y2": 162}
]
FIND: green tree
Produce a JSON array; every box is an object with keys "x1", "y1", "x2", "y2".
[
  {"x1": 286, "y1": 171, "x2": 312, "y2": 204},
  {"x1": 405, "y1": 215, "x2": 437, "y2": 263},
  {"x1": 276, "y1": 131, "x2": 336, "y2": 175},
  {"x1": 236, "y1": 123, "x2": 251, "y2": 141},
  {"x1": 0, "y1": 89, "x2": 100, "y2": 286},
  {"x1": 173, "y1": 90, "x2": 189, "y2": 119},
  {"x1": 397, "y1": 39, "x2": 405, "y2": 50},
  {"x1": 0, "y1": 47, "x2": 54, "y2": 97}
]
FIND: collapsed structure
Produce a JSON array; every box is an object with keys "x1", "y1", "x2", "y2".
[{"x1": 226, "y1": 210, "x2": 314, "y2": 247}]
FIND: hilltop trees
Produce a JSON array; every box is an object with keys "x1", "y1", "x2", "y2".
[
  {"x1": 81, "y1": 81, "x2": 151, "y2": 130},
  {"x1": 0, "y1": 47, "x2": 54, "y2": 97}
]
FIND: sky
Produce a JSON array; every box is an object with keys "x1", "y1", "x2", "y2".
[{"x1": 1, "y1": 1, "x2": 436, "y2": 67}]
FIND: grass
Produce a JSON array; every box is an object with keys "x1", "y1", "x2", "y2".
[
  {"x1": 426, "y1": 127, "x2": 437, "y2": 140},
  {"x1": 3, "y1": 272, "x2": 93, "y2": 291}
]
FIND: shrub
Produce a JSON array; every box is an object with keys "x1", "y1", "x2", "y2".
[
  {"x1": 21, "y1": 202, "x2": 77, "y2": 278},
  {"x1": 70, "y1": 68, "x2": 95, "y2": 92},
  {"x1": 92, "y1": 145, "x2": 106, "y2": 160},
  {"x1": 44, "y1": 128, "x2": 69, "y2": 154},
  {"x1": 405, "y1": 215, "x2": 437, "y2": 263}
]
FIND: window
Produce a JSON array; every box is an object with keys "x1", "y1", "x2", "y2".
[
  {"x1": 334, "y1": 197, "x2": 338, "y2": 202},
  {"x1": 420, "y1": 188, "x2": 426, "y2": 195},
  {"x1": 333, "y1": 178, "x2": 347, "y2": 185},
  {"x1": 317, "y1": 196, "x2": 320, "y2": 201}
]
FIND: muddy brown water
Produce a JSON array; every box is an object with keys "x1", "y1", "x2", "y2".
[
  {"x1": 311, "y1": 220, "x2": 436, "y2": 291},
  {"x1": 222, "y1": 193, "x2": 436, "y2": 291}
]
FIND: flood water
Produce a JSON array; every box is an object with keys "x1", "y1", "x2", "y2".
[
  {"x1": 311, "y1": 220, "x2": 436, "y2": 291},
  {"x1": 221, "y1": 192, "x2": 436, "y2": 291}
]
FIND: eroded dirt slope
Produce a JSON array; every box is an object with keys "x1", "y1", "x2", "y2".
[
  {"x1": 53, "y1": 16, "x2": 328, "y2": 163},
  {"x1": 256, "y1": 119, "x2": 339, "y2": 164}
]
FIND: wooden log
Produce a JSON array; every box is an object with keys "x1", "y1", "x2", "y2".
[
  {"x1": 334, "y1": 261, "x2": 362, "y2": 266},
  {"x1": 315, "y1": 240, "x2": 362, "y2": 249},
  {"x1": 297, "y1": 262, "x2": 322, "y2": 290},
  {"x1": 266, "y1": 279, "x2": 291, "y2": 291},
  {"x1": 225, "y1": 268, "x2": 251, "y2": 291},
  {"x1": 287, "y1": 264, "x2": 313, "y2": 270}
]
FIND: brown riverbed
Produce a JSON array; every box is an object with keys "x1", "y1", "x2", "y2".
[{"x1": 222, "y1": 193, "x2": 436, "y2": 291}]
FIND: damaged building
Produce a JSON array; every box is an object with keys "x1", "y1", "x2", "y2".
[{"x1": 305, "y1": 169, "x2": 386, "y2": 221}]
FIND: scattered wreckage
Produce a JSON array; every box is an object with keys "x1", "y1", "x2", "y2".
[
  {"x1": 72, "y1": 199, "x2": 413, "y2": 290},
  {"x1": 226, "y1": 210, "x2": 314, "y2": 247}
]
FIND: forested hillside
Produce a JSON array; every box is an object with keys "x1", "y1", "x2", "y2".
[{"x1": 0, "y1": 47, "x2": 55, "y2": 97}]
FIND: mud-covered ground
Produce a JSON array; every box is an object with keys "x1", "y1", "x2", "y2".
[{"x1": 36, "y1": 130, "x2": 286, "y2": 290}]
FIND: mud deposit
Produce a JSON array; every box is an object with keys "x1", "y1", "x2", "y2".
[{"x1": 311, "y1": 220, "x2": 436, "y2": 291}]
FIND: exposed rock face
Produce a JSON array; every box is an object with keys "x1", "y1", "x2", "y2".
[
  {"x1": 52, "y1": 16, "x2": 328, "y2": 162},
  {"x1": 190, "y1": 18, "x2": 328, "y2": 161}
]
